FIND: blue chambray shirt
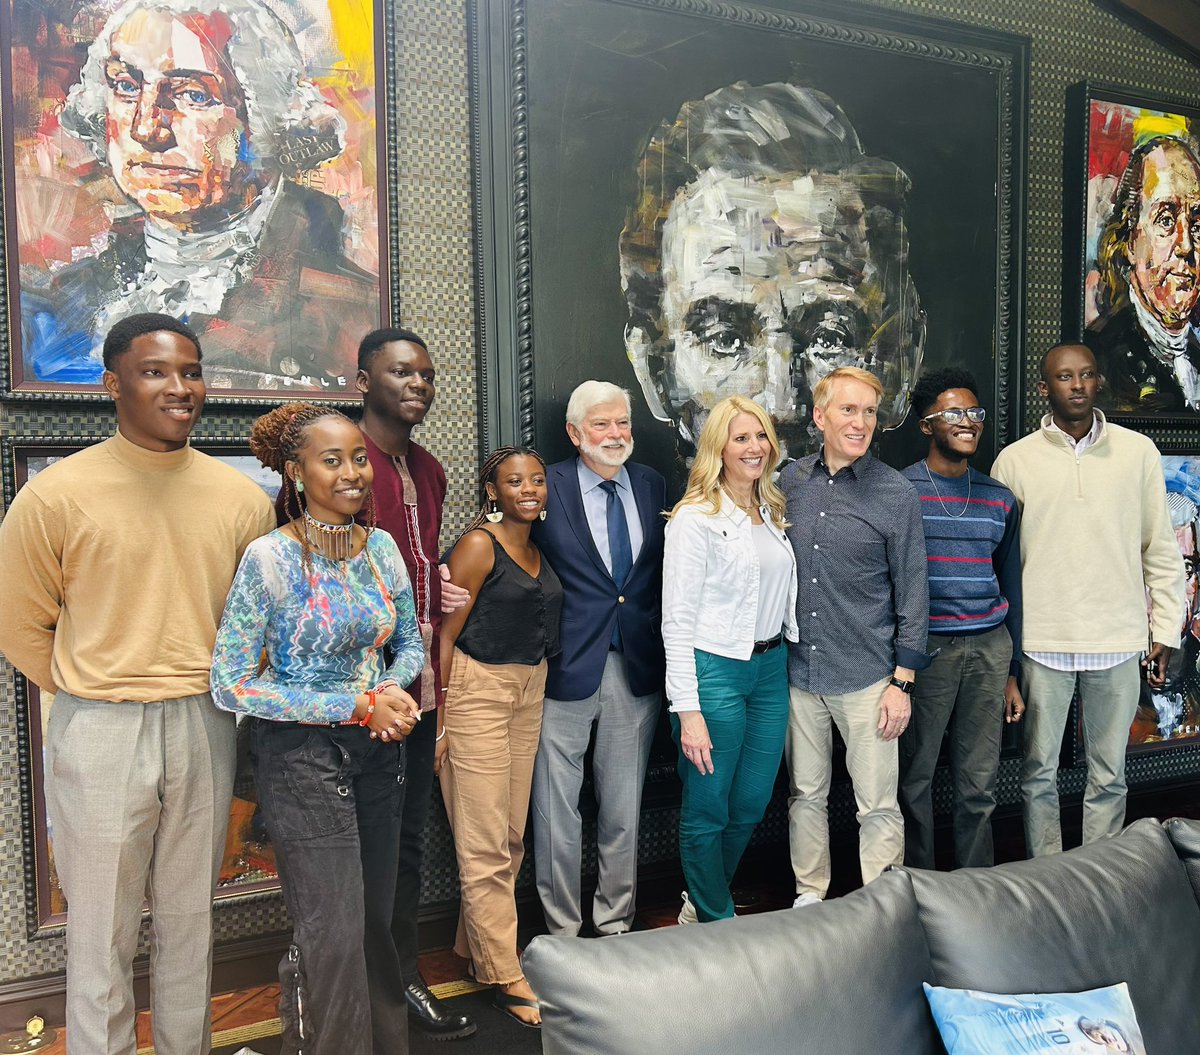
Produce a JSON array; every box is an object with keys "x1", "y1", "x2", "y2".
[{"x1": 781, "y1": 451, "x2": 931, "y2": 695}]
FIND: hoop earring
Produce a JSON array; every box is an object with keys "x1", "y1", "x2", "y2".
[
  {"x1": 484, "y1": 500, "x2": 503, "y2": 524},
  {"x1": 538, "y1": 509, "x2": 547, "y2": 521}
]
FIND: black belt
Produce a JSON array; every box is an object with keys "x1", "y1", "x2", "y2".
[{"x1": 752, "y1": 634, "x2": 783, "y2": 654}]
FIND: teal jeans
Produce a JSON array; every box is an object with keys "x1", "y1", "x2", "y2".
[{"x1": 672, "y1": 646, "x2": 789, "y2": 921}]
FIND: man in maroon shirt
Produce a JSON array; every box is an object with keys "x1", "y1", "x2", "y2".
[{"x1": 357, "y1": 327, "x2": 475, "y2": 1040}]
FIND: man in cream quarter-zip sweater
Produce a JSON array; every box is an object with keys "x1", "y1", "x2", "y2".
[{"x1": 991, "y1": 343, "x2": 1184, "y2": 858}]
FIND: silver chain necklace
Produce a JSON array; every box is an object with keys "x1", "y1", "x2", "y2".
[{"x1": 923, "y1": 459, "x2": 971, "y2": 518}]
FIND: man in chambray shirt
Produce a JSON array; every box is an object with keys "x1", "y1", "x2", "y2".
[{"x1": 780, "y1": 365, "x2": 930, "y2": 905}]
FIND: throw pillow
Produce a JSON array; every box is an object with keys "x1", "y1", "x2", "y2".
[{"x1": 923, "y1": 981, "x2": 1146, "y2": 1054}]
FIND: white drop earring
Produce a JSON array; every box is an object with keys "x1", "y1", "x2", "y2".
[
  {"x1": 484, "y1": 500, "x2": 503, "y2": 524},
  {"x1": 295, "y1": 480, "x2": 305, "y2": 493},
  {"x1": 538, "y1": 509, "x2": 547, "y2": 521}
]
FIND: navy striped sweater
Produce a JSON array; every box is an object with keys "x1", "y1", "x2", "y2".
[{"x1": 900, "y1": 462, "x2": 1022, "y2": 672}]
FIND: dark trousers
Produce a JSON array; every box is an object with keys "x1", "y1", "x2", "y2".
[
  {"x1": 390, "y1": 709, "x2": 436, "y2": 980},
  {"x1": 898, "y1": 624, "x2": 1012, "y2": 869},
  {"x1": 253, "y1": 720, "x2": 409, "y2": 1055}
]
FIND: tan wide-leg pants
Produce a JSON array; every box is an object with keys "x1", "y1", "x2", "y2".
[{"x1": 439, "y1": 648, "x2": 546, "y2": 985}]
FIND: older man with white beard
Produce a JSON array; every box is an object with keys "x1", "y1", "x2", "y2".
[{"x1": 530, "y1": 381, "x2": 667, "y2": 935}]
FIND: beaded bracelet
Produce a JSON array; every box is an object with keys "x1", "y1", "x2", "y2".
[{"x1": 359, "y1": 690, "x2": 377, "y2": 727}]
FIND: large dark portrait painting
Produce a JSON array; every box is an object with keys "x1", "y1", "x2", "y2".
[
  {"x1": 471, "y1": 0, "x2": 1027, "y2": 484},
  {"x1": 1066, "y1": 83, "x2": 1200, "y2": 424},
  {"x1": 1, "y1": 0, "x2": 389, "y2": 399}
]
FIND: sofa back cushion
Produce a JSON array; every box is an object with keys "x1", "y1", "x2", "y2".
[
  {"x1": 904, "y1": 818, "x2": 1200, "y2": 1054},
  {"x1": 1164, "y1": 816, "x2": 1200, "y2": 906},
  {"x1": 523, "y1": 869, "x2": 942, "y2": 1055}
]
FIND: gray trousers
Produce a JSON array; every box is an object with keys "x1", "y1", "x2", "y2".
[
  {"x1": 531, "y1": 652, "x2": 660, "y2": 935},
  {"x1": 1020, "y1": 655, "x2": 1141, "y2": 857},
  {"x1": 898, "y1": 625, "x2": 1011, "y2": 869},
  {"x1": 44, "y1": 692, "x2": 236, "y2": 1055}
]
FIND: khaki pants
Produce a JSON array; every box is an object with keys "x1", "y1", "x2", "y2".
[
  {"x1": 786, "y1": 678, "x2": 903, "y2": 898},
  {"x1": 439, "y1": 648, "x2": 546, "y2": 984}
]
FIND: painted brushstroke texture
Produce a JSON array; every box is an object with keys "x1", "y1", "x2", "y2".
[
  {"x1": 620, "y1": 81, "x2": 925, "y2": 461},
  {"x1": 1082, "y1": 100, "x2": 1200, "y2": 415},
  {"x1": 1130, "y1": 455, "x2": 1200, "y2": 750},
  {"x1": 9, "y1": 0, "x2": 381, "y2": 393}
]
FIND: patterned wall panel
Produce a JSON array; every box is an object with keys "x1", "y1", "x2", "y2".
[{"x1": 2, "y1": 0, "x2": 1200, "y2": 986}]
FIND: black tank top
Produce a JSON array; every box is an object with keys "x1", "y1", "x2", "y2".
[{"x1": 456, "y1": 531, "x2": 563, "y2": 665}]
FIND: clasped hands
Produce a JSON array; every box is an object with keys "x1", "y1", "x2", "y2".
[{"x1": 353, "y1": 684, "x2": 421, "y2": 741}]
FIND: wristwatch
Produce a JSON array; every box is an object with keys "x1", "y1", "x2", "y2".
[{"x1": 888, "y1": 676, "x2": 915, "y2": 694}]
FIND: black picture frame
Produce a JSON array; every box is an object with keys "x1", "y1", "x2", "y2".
[
  {"x1": 1063, "y1": 80, "x2": 1200, "y2": 430},
  {"x1": 0, "y1": 0, "x2": 400, "y2": 404},
  {"x1": 2, "y1": 438, "x2": 282, "y2": 936},
  {"x1": 469, "y1": 0, "x2": 1029, "y2": 482}
]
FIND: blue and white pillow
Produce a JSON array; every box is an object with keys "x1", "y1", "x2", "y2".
[{"x1": 923, "y1": 981, "x2": 1146, "y2": 1054}]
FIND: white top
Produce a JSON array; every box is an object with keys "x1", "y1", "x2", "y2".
[
  {"x1": 661, "y1": 491, "x2": 798, "y2": 712},
  {"x1": 752, "y1": 522, "x2": 792, "y2": 641}
]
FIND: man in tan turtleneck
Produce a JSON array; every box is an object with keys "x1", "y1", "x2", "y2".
[{"x1": 0, "y1": 313, "x2": 275, "y2": 1055}]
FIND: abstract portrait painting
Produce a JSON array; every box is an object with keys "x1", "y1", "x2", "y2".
[
  {"x1": 2, "y1": 0, "x2": 387, "y2": 399},
  {"x1": 1129, "y1": 454, "x2": 1200, "y2": 753},
  {"x1": 1067, "y1": 83, "x2": 1200, "y2": 422},
  {"x1": 619, "y1": 80, "x2": 925, "y2": 463},
  {"x1": 471, "y1": 0, "x2": 1026, "y2": 486}
]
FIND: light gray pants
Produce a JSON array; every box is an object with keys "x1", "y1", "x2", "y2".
[
  {"x1": 1020, "y1": 656, "x2": 1140, "y2": 857},
  {"x1": 44, "y1": 692, "x2": 236, "y2": 1055},
  {"x1": 531, "y1": 652, "x2": 660, "y2": 936}
]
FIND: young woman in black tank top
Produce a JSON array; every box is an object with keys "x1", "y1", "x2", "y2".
[{"x1": 435, "y1": 447, "x2": 563, "y2": 1028}]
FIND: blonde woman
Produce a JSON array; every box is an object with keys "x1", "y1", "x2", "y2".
[{"x1": 662, "y1": 396, "x2": 798, "y2": 923}]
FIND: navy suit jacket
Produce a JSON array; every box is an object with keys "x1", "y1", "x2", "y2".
[{"x1": 532, "y1": 458, "x2": 666, "y2": 701}]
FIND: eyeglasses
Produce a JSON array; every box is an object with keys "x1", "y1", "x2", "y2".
[{"x1": 921, "y1": 407, "x2": 986, "y2": 425}]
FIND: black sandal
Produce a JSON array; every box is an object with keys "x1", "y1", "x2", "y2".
[{"x1": 491, "y1": 989, "x2": 541, "y2": 1029}]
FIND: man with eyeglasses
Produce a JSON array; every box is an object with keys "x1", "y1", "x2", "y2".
[
  {"x1": 992, "y1": 343, "x2": 1184, "y2": 857},
  {"x1": 897, "y1": 368, "x2": 1024, "y2": 869}
]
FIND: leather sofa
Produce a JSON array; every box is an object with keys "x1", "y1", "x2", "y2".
[{"x1": 523, "y1": 817, "x2": 1200, "y2": 1054}]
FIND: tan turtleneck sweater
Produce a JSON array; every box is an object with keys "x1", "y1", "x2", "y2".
[{"x1": 0, "y1": 431, "x2": 276, "y2": 701}]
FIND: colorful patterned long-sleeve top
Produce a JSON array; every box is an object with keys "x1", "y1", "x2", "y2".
[{"x1": 211, "y1": 528, "x2": 424, "y2": 722}]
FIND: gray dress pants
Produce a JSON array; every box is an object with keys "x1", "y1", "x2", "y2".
[
  {"x1": 44, "y1": 692, "x2": 236, "y2": 1055},
  {"x1": 532, "y1": 652, "x2": 659, "y2": 935}
]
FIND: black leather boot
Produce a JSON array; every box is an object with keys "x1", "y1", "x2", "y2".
[{"x1": 405, "y1": 980, "x2": 477, "y2": 1040}]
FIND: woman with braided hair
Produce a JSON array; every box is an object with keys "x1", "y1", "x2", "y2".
[
  {"x1": 211, "y1": 402, "x2": 424, "y2": 1055},
  {"x1": 435, "y1": 446, "x2": 563, "y2": 1028}
]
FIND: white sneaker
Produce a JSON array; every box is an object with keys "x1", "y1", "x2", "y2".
[
  {"x1": 677, "y1": 890, "x2": 698, "y2": 925},
  {"x1": 792, "y1": 892, "x2": 822, "y2": 909}
]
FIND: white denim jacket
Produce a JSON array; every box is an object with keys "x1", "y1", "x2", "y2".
[{"x1": 661, "y1": 491, "x2": 798, "y2": 712}]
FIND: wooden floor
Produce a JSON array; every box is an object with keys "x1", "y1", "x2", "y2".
[{"x1": 28, "y1": 947, "x2": 493, "y2": 1055}]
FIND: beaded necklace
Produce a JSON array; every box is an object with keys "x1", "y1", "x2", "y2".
[{"x1": 302, "y1": 507, "x2": 356, "y2": 562}]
